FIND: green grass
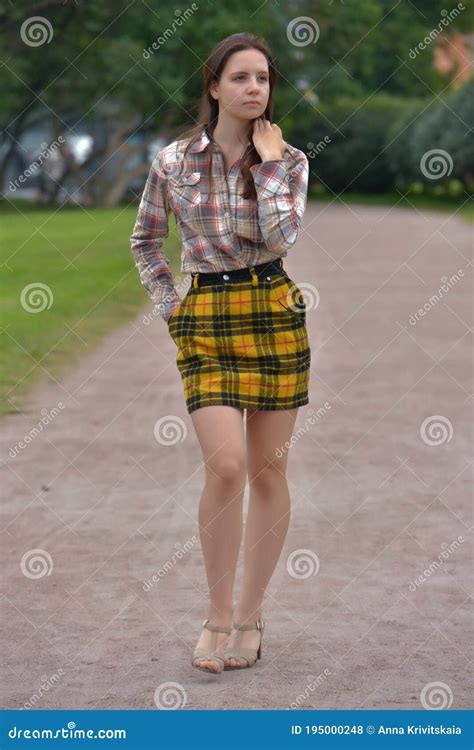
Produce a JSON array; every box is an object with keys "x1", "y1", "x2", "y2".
[
  {"x1": 1, "y1": 192, "x2": 471, "y2": 417},
  {"x1": 0, "y1": 201, "x2": 182, "y2": 416}
]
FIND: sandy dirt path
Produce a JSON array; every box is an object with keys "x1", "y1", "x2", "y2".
[{"x1": 1, "y1": 202, "x2": 472, "y2": 710}]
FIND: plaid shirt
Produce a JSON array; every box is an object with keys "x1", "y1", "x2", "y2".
[{"x1": 129, "y1": 127, "x2": 309, "y2": 319}]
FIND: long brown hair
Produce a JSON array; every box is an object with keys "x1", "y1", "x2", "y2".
[{"x1": 175, "y1": 32, "x2": 279, "y2": 201}]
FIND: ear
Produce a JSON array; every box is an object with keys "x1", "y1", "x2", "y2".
[{"x1": 209, "y1": 80, "x2": 219, "y2": 101}]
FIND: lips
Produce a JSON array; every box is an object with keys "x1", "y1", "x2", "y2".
[{"x1": 244, "y1": 101, "x2": 260, "y2": 105}]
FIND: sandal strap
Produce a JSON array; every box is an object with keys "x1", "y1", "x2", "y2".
[
  {"x1": 224, "y1": 647, "x2": 258, "y2": 658},
  {"x1": 231, "y1": 617, "x2": 264, "y2": 631},
  {"x1": 202, "y1": 618, "x2": 232, "y2": 634},
  {"x1": 193, "y1": 650, "x2": 225, "y2": 664}
]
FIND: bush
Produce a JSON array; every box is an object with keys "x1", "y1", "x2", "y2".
[{"x1": 284, "y1": 81, "x2": 474, "y2": 195}]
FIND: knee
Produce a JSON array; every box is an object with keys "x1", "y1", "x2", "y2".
[
  {"x1": 206, "y1": 453, "x2": 247, "y2": 486},
  {"x1": 248, "y1": 460, "x2": 287, "y2": 491}
]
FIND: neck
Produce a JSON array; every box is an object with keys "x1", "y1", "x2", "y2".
[{"x1": 211, "y1": 115, "x2": 250, "y2": 149}]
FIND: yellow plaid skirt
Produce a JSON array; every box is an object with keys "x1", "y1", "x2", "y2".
[{"x1": 166, "y1": 267, "x2": 311, "y2": 414}]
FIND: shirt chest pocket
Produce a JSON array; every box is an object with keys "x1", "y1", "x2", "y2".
[{"x1": 169, "y1": 172, "x2": 202, "y2": 213}]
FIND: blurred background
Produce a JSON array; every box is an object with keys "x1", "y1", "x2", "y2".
[
  {"x1": 0, "y1": 0, "x2": 473, "y2": 409},
  {"x1": 1, "y1": 2, "x2": 473, "y2": 714}
]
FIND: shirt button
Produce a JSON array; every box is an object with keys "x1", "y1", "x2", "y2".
[
  {"x1": 224, "y1": 210, "x2": 229, "y2": 217},
  {"x1": 223, "y1": 273, "x2": 230, "y2": 280},
  {"x1": 266, "y1": 276, "x2": 271, "y2": 281}
]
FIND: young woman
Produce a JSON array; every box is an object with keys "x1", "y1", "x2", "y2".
[{"x1": 130, "y1": 32, "x2": 311, "y2": 673}]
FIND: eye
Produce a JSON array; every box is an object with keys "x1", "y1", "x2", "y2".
[{"x1": 234, "y1": 75, "x2": 268, "y2": 81}]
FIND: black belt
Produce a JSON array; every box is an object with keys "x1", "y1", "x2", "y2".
[{"x1": 190, "y1": 258, "x2": 285, "y2": 288}]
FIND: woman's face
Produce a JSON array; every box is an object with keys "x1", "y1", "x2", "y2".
[{"x1": 210, "y1": 48, "x2": 270, "y2": 120}]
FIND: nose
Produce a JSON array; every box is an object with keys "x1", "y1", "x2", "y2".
[{"x1": 246, "y1": 78, "x2": 261, "y2": 93}]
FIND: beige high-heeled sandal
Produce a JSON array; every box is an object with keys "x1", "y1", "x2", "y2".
[
  {"x1": 223, "y1": 617, "x2": 265, "y2": 669},
  {"x1": 192, "y1": 618, "x2": 232, "y2": 674}
]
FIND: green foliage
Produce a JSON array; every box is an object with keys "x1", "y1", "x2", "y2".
[{"x1": 0, "y1": 0, "x2": 472, "y2": 201}]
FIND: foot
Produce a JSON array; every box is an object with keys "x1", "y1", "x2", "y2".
[
  {"x1": 224, "y1": 611, "x2": 263, "y2": 669},
  {"x1": 193, "y1": 614, "x2": 232, "y2": 673}
]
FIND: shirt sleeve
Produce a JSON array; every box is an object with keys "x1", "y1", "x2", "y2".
[
  {"x1": 129, "y1": 149, "x2": 181, "y2": 320},
  {"x1": 249, "y1": 149, "x2": 309, "y2": 254}
]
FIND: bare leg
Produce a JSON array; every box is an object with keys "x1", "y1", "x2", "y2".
[
  {"x1": 225, "y1": 407, "x2": 299, "y2": 667},
  {"x1": 190, "y1": 405, "x2": 246, "y2": 671}
]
